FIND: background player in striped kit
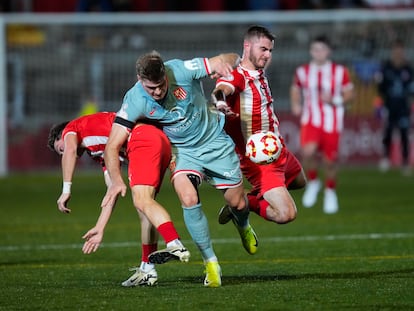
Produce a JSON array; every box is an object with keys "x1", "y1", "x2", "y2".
[
  {"x1": 47, "y1": 111, "x2": 189, "y2": 287},
  {"x1": 290, "y1": 35, "x2": 354, "y2": 214},
  {"x1": 212, "y1": 25, "x2": 306, "y2": 229}
]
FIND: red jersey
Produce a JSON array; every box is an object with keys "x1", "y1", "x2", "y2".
[
  {"x1": 217, "y1": 65, "x2": 302, "y2": 194},
  {"x1": 293, "y1": 61, "x2": 353, "y2": 133},
  {"x1": 62, "y1": 112, "x2": 126, "y2": 165},
  {"x1": 216, "y1": 65, "x2": 280, "y2": 154}
]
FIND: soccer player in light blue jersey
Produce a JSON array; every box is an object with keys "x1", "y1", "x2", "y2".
[{"x1": 101, "y1": 50, "x2": 259, "y2": 288}]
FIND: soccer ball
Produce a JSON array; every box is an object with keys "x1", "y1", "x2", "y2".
[{"x1": 245, "y1": 131, "x2": 283, "y2": 165}]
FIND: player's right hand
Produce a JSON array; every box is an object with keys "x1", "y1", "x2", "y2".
[
  {"x1": 82, "y1": 227, "x2": 103, "y2": 254},
  {"x1": 216, "y1": 101, "x2": 239, "y2": 117},
  {"x1": 57, "y1": 193, "x2": 71, "y2": 214},
  {"x1": 101, "y1": 181, "x2": 126, "y2": 209}
]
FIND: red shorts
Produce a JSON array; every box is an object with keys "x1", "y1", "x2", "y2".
[
  {"x1": 240, "y1": 147, "x2": 302, "y2": 197},
  {"x1": 127, "y1": 124, "x2": 171, "y2": 193},
  {"x1": 300, "y1": 124, "x2": 340, "y2": 161}
]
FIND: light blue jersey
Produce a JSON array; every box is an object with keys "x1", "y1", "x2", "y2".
[
  {"x1": 117, "y1": 58, "x2": 224, "y2": 148},
  {"x1": 116, "y1": 57, "x2": 250, "y2": 266},
  {"x1": 116, "y1": 57, "x2": 242, "y2": 187}
]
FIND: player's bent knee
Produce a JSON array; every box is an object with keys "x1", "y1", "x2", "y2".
[
  {"x1": 223, "y1": 188, "x2": 247, "y2": 210},
  {"x1": 132, "y1": 199, "x2": 147, "y2": 213},
  {"x1": 180, "y1": 174, "x2": 201, "y2": 206},
  {"x1": 228, "y1": 196, "x2": 247, "y2": 210},
  {"x1": 180, "y1": 194, "x2": 199, "y2": 207},
  {"x1": 280, "y1": 208, "x2": 297, "y2": 223},
  {"x1": 132, "y1": 195, "x2": 154, "y2": 214},
  {"x1": 267, "y1": 205, "x2": 297, "y2": 224}
]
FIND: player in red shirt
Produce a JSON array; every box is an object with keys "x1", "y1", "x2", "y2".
[
  {"x1": 290, "y1": 35, "x2": 354, "y2": 214},
  {"x1": 47, "y1": 111, "x2": 189, "y2": 286},
  {"x1": 212, "y1": 25, "x2": 306, "y2": 229}
]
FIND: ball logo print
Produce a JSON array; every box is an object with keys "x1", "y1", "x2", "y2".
[{"x1": 245, "y1": 131, "x2": 283, "y2": 165}]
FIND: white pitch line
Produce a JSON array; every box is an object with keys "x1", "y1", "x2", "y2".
[{"x1": 1, "y1": 232, "x2": 413, "y2": 252}]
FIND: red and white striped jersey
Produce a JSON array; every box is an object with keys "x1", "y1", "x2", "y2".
[
  {"x1": 293, "y1": 61, "x2": 353, "y2": 133},
  {"x1": 216, "y1": 65, "x2": 280, "y2": 152},
  {"x1": 62, "y1": 112, "x2": 125, "y2": 164}
]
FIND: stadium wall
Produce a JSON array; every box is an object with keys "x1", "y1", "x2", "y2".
[{"x1": 1, "y1": 10, "x2": 414, "y2": 175}]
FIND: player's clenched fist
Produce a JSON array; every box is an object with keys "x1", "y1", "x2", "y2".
[{"x1": 57, "y1": 193, "x2": 71, "y2": 214}]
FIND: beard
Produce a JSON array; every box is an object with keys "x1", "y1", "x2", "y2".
[{"x1": 250, "y1": 53, "x2": 267, "y2": 70}]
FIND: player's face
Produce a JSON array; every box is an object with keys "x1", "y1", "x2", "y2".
[
  {"x1": 310, "y1": 42, "x2": 331, "y2": 65},
  {"x1": 140, "y1": 76, "x2": 168, "y2": 101},
  {"x1": 247, "y1": 37, "x2": 273, "y2": 70},
  {"x1": 54, "y1": 138, "x2": 65, "y2": 155}
]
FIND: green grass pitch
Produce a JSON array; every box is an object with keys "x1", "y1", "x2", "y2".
[{"x1": 0, "y1": 168, "x2": 413, "y2": 310}]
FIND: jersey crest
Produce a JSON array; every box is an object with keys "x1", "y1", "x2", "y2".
[{"x1": 173, "y1": 87, "x2": 187, "y2": 100}]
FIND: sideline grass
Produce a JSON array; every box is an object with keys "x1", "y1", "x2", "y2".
[{"x1": 0, "y1": 168, "x2": 413, "y2": 310}]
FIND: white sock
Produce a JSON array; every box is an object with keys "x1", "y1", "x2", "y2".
[
  {"x1": 166, "y1": 239, "x2": 183, "y2": 248},
  {"x1": 204, "y1": 256, "x2": 218, "y2": 264},
  {"x1": 140, "y1": 261, "x2": 155, "y2": 272}
]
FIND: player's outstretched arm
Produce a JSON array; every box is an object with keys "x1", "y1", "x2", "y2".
[
  {"x1": 82, "y1": 201, "x2": 115, "y2": 254},
  {"x1": 101, "y1": 123, "x2": 128, "y2": 209},
  {"x1": 211, "y1": 86, "x2": 238, "y2": 117},
  {"x1": 57, "y1": 134, "x2": 79, "y2": 214},
  {"x1": 208, "y1": 53, "x2": 240, "y2": 78}
]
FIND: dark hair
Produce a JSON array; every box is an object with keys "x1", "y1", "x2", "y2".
[
  {"x1": 135, "y1": 50, "x2": 166, "y2": 82},
  {"x1": 245, "y1": 25, "x2": 275, "y2": 42},
  {"x1": 47, "y1": 121, "x2": 69, "y2": 152},
  {"x1": 311, "y1": 34, "x2": 332, "y2": 48}
]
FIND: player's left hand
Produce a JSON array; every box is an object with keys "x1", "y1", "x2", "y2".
[
  {"x1": 216, "y1": 101, "x2": 239, "y2": 117},
  {"x1": 57, "y1": 193, "x2": 71, "y2": 214},
  {"x1": 82, "y1": 228, "x2": 103, "y2": 254},
  {"x1": 214, "y1": 60, "x2": 233, "y2": 78},
  {"x1": 210, "y1": 72, "x2": 220, "y2": 79},
  {"x1": 101, "y1": 181, "x2": 124, "y2": 210}
]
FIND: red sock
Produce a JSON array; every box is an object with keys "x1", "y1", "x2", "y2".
[
  {"x1": 157, "y1": 221, "x2": 180, "y2": 244},
  {"x1": 326, "y1": 179, "x2": 336, "y2": 189},
  {"x1": 247, "y1": 194, "x2": 260, "y2": 214},
  {"x1": 247, "y1": 194, "x2": 269, "y2": 220},
  {"x1": 258, "y1": 199, "x2": 269, "y2": 219},
  {"x1": 308, "y1": 170, "x2": 318, "y2": 181},
  {"x1": 142, "y1": 243, "x2": 158, "y2": 263}
]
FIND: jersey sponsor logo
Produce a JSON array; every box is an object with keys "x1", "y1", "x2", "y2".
[
  {"x1": 184, "y1": 59, "x2": 202, "y2": 71},
  {"x1": 167, "y1": 109, "x2": 200, "y2": 133},
  {"x1": 170, "y1": 106, "x2": 186, "y2": 119},
  {"x1": 173, "y1": 87, "x2": 187, "y2": 100},
  {"x1": 223, "y1": 167, "x2": 241, "y2": 179}
]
